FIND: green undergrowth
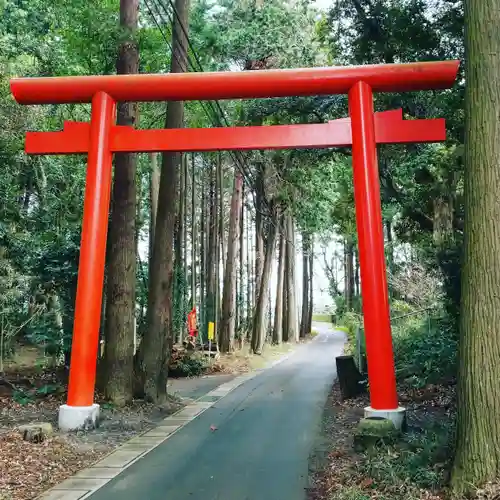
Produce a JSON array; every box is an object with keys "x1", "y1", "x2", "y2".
[
  {"x1": 331, "y1": 419, "x2": 454, "y2": 500},
  {"x1": 361, "y1": 422, "x2": 452, "y2": 493},
  {"x1": 326, "y1": 304, "x2": 457, "y2": 500},
  {"x1": 337, "y1": 303, "x2": 457, "y2": 388}
]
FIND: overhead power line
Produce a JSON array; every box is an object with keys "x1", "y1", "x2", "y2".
[{"x1": 142, "y1": 0, "x2": 259, "y2": 198}]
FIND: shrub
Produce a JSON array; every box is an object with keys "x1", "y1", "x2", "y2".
[
  {"x1": 393, "y1": 316, "x2": 457, "y2": 387},
  {"x1": 342, "y1": 305, "x2": 457, "y2": 387},
  {"x1": 169, "y1": 352, "x2": 208, "y2": 377}
]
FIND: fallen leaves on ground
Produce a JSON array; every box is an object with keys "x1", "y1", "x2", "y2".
[
  {"x1": 0, "y1": 431, "x2": 108, "y2": 500},
  {"x1": 0, "y1": 368, "x2": 186, "y2": 499},
  {"x1": 308, "y1": 383, "x2": 454, "y2": 500}
]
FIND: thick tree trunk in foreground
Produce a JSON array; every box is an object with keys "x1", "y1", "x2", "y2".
[
  {"x1": 102, "y1": 0, "x2": 139, "y2": 405},
  {"x1": 451, "y1": 0, "x2": 500, "y2": 493},
  {"x1": 220, "y1": 173, "x2": 242, "y2": 352},
  {"x1": 252, "y1": 209, "x2": 278, "y2": 354},
  {"x1": 137, "y1": 0, "x2": 190, "y2": 403},
  {"x1": 273, "y1": 221, "x2": 285, "y2": 344}
]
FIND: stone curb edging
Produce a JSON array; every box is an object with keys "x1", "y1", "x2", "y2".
[{"x1": 37, "y1": 345, "x2": 298, "y2": 500}]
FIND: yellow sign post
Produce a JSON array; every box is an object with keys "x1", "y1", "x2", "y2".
[{"x1": 207, "y1": 322, "x2": 215, "y2": 364}]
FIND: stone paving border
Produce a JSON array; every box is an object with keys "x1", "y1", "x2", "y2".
[{"x1": 38, "y1": 349, "x2": 296, "y2": 499}]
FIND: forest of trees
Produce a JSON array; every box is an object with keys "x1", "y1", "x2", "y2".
[{"x1": 1, "y1": 0, "x2": 500, "y2": 496}]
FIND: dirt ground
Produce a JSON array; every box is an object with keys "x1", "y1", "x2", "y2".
[
  {"x1": 307, "y1": 382, "x2": 454, "y2": 500},
  {"x1": 0, "y1": 340, "x2": 301, "y2": 500},
  {"x1": 0, "y1": 366, "x2": 185, "y2": 500},
  {"x1": 307, "y1": 381, "x2": 500, "y2": 500}
]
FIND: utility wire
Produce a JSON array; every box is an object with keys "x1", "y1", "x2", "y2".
[
  {"x1": 144, "y1": 0, "x2": 308, "y2": 256},
  {"x1": 143, "y1": 0, "x2": 259, "y2": 201}
]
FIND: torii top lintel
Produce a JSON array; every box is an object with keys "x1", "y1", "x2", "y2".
[{"x1": 10, "y1": 60, "x2": 459, "y2": 105}]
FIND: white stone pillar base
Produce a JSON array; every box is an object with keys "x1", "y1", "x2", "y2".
[
  {"x1": 364, "y1": 406, "x2": 406, "y2": 431},
  {"x1": 58, "y1": 404, "x2": 100, "y2": 432}
]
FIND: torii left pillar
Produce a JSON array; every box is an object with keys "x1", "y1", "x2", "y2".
[{"x1": 58, "y1": 92, "x2": 115, "y2": 431}]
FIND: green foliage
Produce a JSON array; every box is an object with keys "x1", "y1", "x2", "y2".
[
  {"x1": 343, "y1": 306, "x2": 457, "y2": 388},
  {"x1": 355, "y1": 420, "x2": 453, "y2": 497},
  {"x1": 169, "y1": 353, "x2": 208, "y2": 377},
  {"x1": 393, "y1": 315, "x2": 457, "y2": 388},
  {"x1": 211, "y1": 0, "x2": 323, "y2": 69},
  {"x1": 12, "y1": 382, "x2": 60, "y2": 405}
]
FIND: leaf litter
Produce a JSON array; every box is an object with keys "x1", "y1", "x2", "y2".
[
  {"x1": 307, "y1": 382, "x2": 500, "y2": 500},
  {"x1": 0, "y1": 369, "x2": 184, "y2": 500}
]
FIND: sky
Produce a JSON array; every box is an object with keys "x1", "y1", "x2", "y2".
[{"x1": 312, "y1": 0, "x2": 334, "y2": 11}]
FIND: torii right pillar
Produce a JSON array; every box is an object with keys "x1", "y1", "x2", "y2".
[{"x1": 349, "y1": 80, "x2": 405, "y2": 429}]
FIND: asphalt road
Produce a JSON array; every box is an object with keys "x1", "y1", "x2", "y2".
[{"x1": 89, "y1": 324, "x2": 345, "y2": 500}]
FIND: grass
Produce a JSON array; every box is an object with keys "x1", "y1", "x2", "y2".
[
  {"x1": 312, "y1": 314, "x2": 333, "y2": 323},
  {"x1": 209, "y1": 341, "x2": 295, "y2": 374},
  {"x1": 335, "y1": 326, "x2": 349, "y2": 333}
]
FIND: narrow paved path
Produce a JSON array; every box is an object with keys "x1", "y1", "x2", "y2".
[{"x1": 89, "y1": 325, "x2": 344, "y2": 500}]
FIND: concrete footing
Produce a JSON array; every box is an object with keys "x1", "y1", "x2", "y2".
[
  {"x1": 364, "y1": 406, "x2": 406, "y2": 431},
  {"x1": 58, "y1": 404, "x2": 100, "y2": 432}
]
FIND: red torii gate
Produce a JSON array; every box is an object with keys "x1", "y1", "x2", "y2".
[{"x1": 10, "y1": 60, "x2": 459, "y2": 431}]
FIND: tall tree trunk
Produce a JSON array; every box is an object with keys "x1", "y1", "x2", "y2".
[
  {"x1": 273, "y1": 220, "x2": 285, "y2": 344},
  {"x1": 137, "y1": 0, "x2": 190, "y2": 403},
  {"x1": 343, "y1": 242, "x2": 348, "y2": 299},
  {"x1": 214, "y1": 189, "x2": 221, "y2": 349},
  {"x1": 345, "y1": 237, "x2": 354, "y2": 311},
  {"x1": 218, "y1": 155, "x2": 225, "y2": 277},
  {"x1": 220, "y1": 173, "x2": 243, "y2": 352},
  {"x1": 285, "y1": 214, "x2": 298, "y2": 342},
  {"x1": 254, "y1": 164, "x2": 265, "y2": 305},
  {"x1": 299, "y1": 233, "x2": 310, "y2": 338},
  {"x1": 433, "y1": 195, "x2": 454, "y2": 246},
  {"x1": 206, "y1": 164, "x2": 217, "y2": 339},
  {"x1": 102, "y1": 0, "x2": 139, "y2": 405},
  {"x1": 238, "y1": 184, "x2": 245, "y2": 335},
  {"x1": 251, "y1": 208, "x2": 278, "y2": 354},
  {"x1": 246, "y1": 207, "x2": 252, "y2": 339},
  {"x1": 282, "y1": 219, "x2": 290, "y2": 342},
  {"x1": 200, "y1": 167, "x2": 206, "y2": 336},
  {"x1": 354, "y1": 247, "x2": 360, "y2": 298},
  {"x1": 385, "y1": 220, "x2": 394, "y2": 273},
  {"x1": 451, "y1": 0, "x2": 500, "y2": 493},
  {"x1": 149, "y1": 153, "x2": 160, "y2": 277},
  {"x1": 174, "y1": 154, "x2": 186, "y2": 344},
  {"x1": 191, "y1": 153, "x2": 196, "y2": 307},
  {"x1": 307, "y1": 236, "x2": 314, "y2": 334},
  {"x1": 267, "y1": 283, "x2": 272, "y2": 340}
]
